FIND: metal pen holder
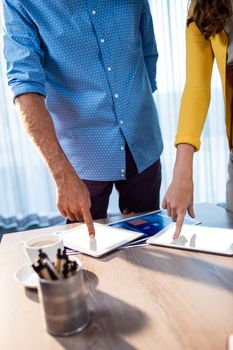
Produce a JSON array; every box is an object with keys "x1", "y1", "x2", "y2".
[{"x1": 38, "y1": 264, "x2": 89, "y2": 336}]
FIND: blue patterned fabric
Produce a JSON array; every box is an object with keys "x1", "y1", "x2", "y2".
[{"x1": 3, "y1": 0, "x2": 163, "y2": 181}]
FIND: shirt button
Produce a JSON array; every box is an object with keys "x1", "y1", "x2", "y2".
[
  {"x1": 121, "y1": 174, "x2": 125, "y2": 178},
  {"x1": 119, "y1": 120, "x2": 123, "y2": 125},
  {"x1": 100, "y1": 38, "x2": 105, "y2": 43},
  {"x1": 121, "y1": 146, "x2": 125, "y2": 151},
  {"x1": 114, "y1": 93, "x2": 119, "y2": 98},
  {"x1": 92, "y1": 10, "x2": 96, "y2": 15},
  {"x1": 107, "y1": 66, "x2": 112, "y2": 72}
]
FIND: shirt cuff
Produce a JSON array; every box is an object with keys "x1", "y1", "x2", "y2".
[
  {"x1": 151, "y1": 81, "x2": 157, "y2": 93},
  {"x1": 175, "y1": 134, "x2": 200, "y2": 152},
  {"x1": 10, "y1": 82, "x2": 46, "y2": 100}
]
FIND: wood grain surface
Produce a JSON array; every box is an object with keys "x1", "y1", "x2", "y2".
[{"x1": 0, "y1": 204, "x2": 232, "y2": 350}]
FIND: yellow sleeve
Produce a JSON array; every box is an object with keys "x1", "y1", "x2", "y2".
[{"x1": 175, "y1": 22, "x2": 215, "y2": 151}]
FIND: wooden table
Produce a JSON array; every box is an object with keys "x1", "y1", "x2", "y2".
[{"x1": 0, "y1": 203, "x2": 233, "y2": 350}]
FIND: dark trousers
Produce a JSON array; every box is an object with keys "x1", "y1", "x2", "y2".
[
  {"x1": 84, "y1": 159, "x2": 161, "y2": 220},
  {"x1": 67, "y1": 144, "x2": 162, "y2": 222}
]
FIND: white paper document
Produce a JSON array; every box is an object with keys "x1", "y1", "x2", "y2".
[
  {"x1": 147, "y1": 224, "x2": 233, "y2": 256},
  {"x1": 62, "y1": 223, "x2": 143, "y2": 257}
]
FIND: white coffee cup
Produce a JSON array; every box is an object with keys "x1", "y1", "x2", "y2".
[{"x1": 20, "y1": 234, "x2": 64, "y2": 263}]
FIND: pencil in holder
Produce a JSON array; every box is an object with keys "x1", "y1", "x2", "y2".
[{"x1": 38, "y1": 259, "x2": 89, "y2": 336}]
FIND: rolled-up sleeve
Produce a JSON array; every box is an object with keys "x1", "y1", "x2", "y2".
[
  {"x1": 3, "y1": 0, "x2": 46, "y2": 99},
  {"x1": 140, "y1": 0, "x2": 158, "y2": 92}
]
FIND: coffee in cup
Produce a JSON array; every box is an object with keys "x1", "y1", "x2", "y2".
[{"x1": 20, "y1": 234, "x2": 63, "y2": 263}]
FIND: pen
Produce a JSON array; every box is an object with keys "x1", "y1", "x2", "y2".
[
  {"x1": 60, "y1": 248, "x2": 69, "y2": 274},
  {"x1": 32, "y1": 248, "x2": 79, "y2": 280},
  {"x1": 32, "y1": 262, "x2": 51, "y2": 280},
  {"x1": 38, "y1": 250, "x2": 60, "y2": 280},
  {"x1": 54, "y1": 248, "x2": 62, "y2": 274}
]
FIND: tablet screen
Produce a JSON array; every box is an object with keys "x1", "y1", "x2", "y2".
[
  {"x1": 109, "y1": 211, "x2": 199, "y2": 238},
  {"x1": 147, "y1": 224, "x2": 233, "y2": 255},
  {"x1": 62, "y1": 223, "x2": 143, "y2": 257}
]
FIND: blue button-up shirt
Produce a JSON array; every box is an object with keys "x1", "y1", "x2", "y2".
[{"x1": 3, "y1": 0, "x2": 163, "y2": 181}]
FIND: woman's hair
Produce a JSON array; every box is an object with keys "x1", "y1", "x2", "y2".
[{"x1": 187, "y1": 0, "x2": 233, "y2": 39}]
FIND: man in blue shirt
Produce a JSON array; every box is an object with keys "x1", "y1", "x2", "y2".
[{"x1": 3, "y1": 0, "x2": 163, "y2": 236}]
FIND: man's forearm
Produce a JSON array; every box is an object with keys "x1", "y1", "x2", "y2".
[
  {"x1": 15, "y1": 93, "x2": 95, "y2": 235},
  {"x1": 15, "y1": 93, "x2": 76, "y2": 184}
]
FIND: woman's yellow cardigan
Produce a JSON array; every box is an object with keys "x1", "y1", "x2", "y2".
[{"x1": 175, "y1": 22, "x2": 233, "y2": 151}]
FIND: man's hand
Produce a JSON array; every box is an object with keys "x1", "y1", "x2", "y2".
[
  {"x1": 162, "y1": 144, "x2": 196, "y2": 239},
  {"x1": 56, "y1": 170, "x2": 95, "y2": 237}
]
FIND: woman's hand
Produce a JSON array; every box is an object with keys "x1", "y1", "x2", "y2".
[
  {"x1": 162, "y1": 144, "x2": 196, "y2": 239},
  {"x1": 162, "y1": 174, "x2": 195, "y2": 239}
]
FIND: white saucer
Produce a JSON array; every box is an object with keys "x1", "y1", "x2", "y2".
[
  {"x1": 14, "y1": 263, "x2": 38, "y2": 289},
  {"x1": 14, "y1": 257, "x2": 82, "y2": 289}
]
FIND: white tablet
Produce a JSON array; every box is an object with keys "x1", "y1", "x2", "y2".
[
  {"x1": 147, "y1": 224, "x2": 233, "y2": 256},
  {"x1": 62, "y1": 223, "x2": 143, "y2": 257}
]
